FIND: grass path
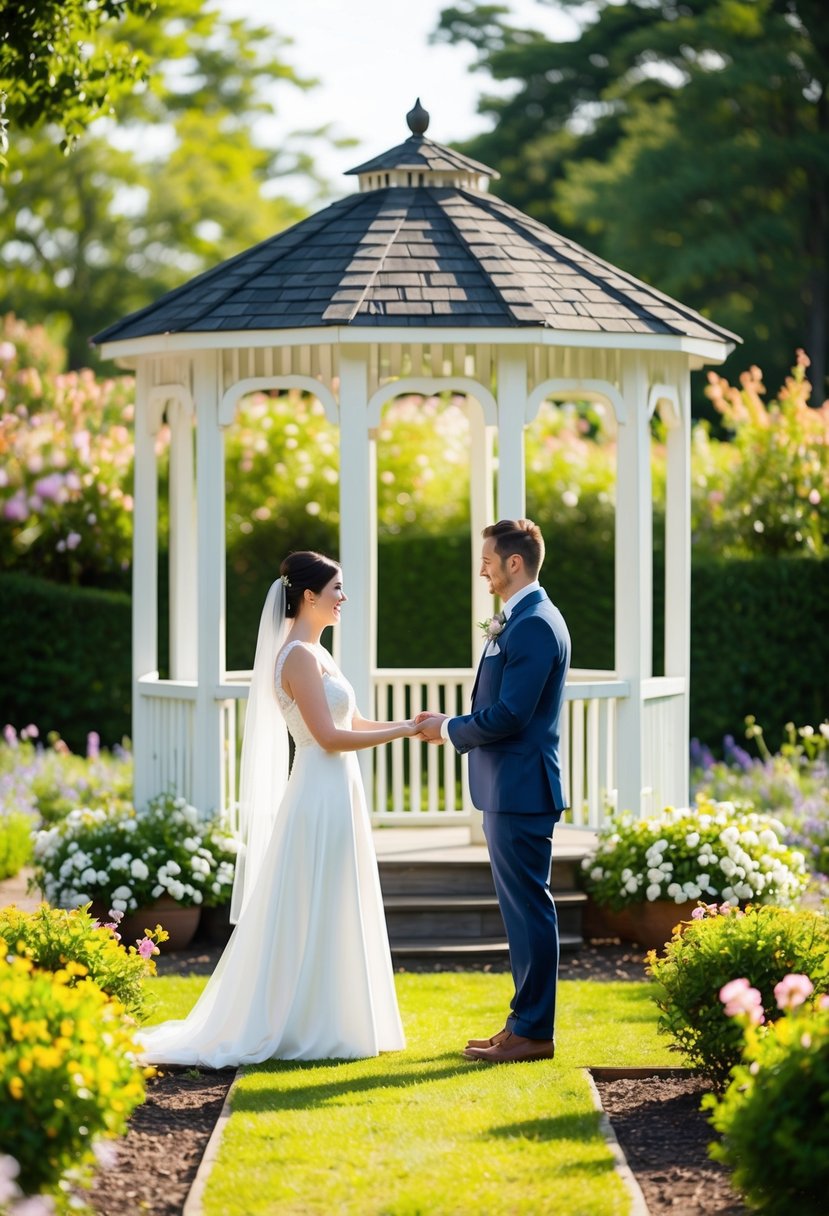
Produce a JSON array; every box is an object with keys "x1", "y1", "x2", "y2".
[{"x1": 146, "y1": 973, "x2": 678, "y2": 1215}]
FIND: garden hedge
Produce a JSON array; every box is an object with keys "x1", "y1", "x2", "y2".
[{"x1": 1, "y1": 545, "x2": 826, "y2": 752}]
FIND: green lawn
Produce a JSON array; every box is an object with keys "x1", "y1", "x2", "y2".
[{"x1": 145, "y1": 972, "x2": 679, "y2": 1216}]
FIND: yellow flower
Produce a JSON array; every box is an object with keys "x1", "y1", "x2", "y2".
[{"x1": 9, "y1": 1076, "x2": 24, "y2": 1099}]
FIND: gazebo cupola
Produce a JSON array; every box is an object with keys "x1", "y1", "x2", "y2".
[{"x1": 93, "y1": 100, "x2": 739, "y2": 833}]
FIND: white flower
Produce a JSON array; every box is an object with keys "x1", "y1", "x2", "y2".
[
  {"x1": 81, "y1": 867, "x2": 98, "y2": 885},
  {"x1": 625, "y1": 878, "x2": 639, "y2": 893},
  {"x1": 720, "y1": 857, "x2": 737, "y2": 876},
  {"x1": 192, "y1": 890, "x2": 203, "y2": 905},
  {"x1": 123, "y1": 819, "x2": 137, "y2": 833},
  {"x1": 111, "y1": 885, "x2": 132, "y2": 900},
  {"x1": 720, "y1": 826, "x2": 739, "y2": 845},
  {"x1": 111, "y1": 898, "x2": 127, "y2": 912},
  {"x1": 96, "y1": 870, "x2": 109, "y2": 884},
  {"x1": 166, "y1": 861, "x2": 181, "y2": 876},
  {"x1": 646, "y1": 884, "x2": 661, "y2": 902},
  {"x1": 167, "y1": 880, "x2": 185, "y2": 901},
  {"x1": 182, "y1": 837, "x2": 199, "y2": 853},
  {"x1": 685, "y1": 832, "x2": 700, "y2": 848},
  {"x1": 667, "y1": 883, "x2": 682, "y2": 898},
  {"x1": 130, "y1": 859, "x2": 149, "y2": 881},
  {"x1": 67, "y1": 841, "x2": 79, "y2": 854},
  {"x1": 683, "y1": 883, "x2": 702, "y2": 900},
  {"x1": 648, "y1": 869, "x2": 664, "y2": 884},
  {"x1": 152, "y1": 885, "x2": 163, "y2": 898},
  {"x1": 590, "y1": 867, "x2": 604, "y2": 881}
]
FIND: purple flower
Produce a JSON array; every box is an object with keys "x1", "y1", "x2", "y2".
[
  {"x1": 2, "y1": 724, "x2": 17, "y2": 746},
  {"x1": 33, "y1": 473, "x2": 64, "y2": 503},
  {"x1": 2, "y1": 494, "x2": 28, "y2": 522},
  {"x1": 65, "y1": 531, "x2": 81, "y2": 551},
  {"x1": 137, "y1": 937, "x2": 159, "y2": 959},
  {"x1": 86, "y1": 731, "x2": 100, "y2": 759}
]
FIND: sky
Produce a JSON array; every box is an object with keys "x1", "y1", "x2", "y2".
[{"x1": 219, "y1": 0, "x2": 580, "y2": 199}]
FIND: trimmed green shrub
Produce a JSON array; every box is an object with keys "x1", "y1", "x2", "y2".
[
  {"x1": 0, "y1": 812, "x2": 32, "y2": 880},
  {"x1": 0, "y1": 903, "x2": 161, "y2": 1020},
  {"x1": 646, "y1": 904, "x2": 829, "y2": 1087},
  {"x1": 0, "y1": 952, "x2": 145, "y2": 1197},
  {"x1": 0, "y1": 573, "x2": 131, "y2": 750},
  {"x1": 704, "y1": 1002, "x2": 829, "y2": 1214}
]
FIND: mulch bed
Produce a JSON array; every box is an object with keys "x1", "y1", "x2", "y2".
[
  {"x1": 87, "y1": 1067, "x2": 233, "y2": 1216},
  {"x1": 594, "y1": 1074, "x2": 747, "y2": 1215},
  {"x1": 86, "y1": 941, "x2": 737, "y2": 1215}
]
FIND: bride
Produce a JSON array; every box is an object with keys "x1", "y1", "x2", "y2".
[{"x1": 138, "y1": 551, "x2": 420, "y2": 1066}]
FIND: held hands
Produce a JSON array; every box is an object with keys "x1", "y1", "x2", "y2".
[{"x1": 413, "y1": 710, "x2": 448, "y2": 744}]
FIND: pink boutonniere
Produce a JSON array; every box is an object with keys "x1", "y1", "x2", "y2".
[{"x1": 478, "y1": 612, "x2": 505, "y2": 643}]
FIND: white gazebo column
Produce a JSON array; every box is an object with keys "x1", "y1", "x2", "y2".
[
  {"x1": 132, "y1": 363, "x2": 158, "y2": 809},
  {"x1": 496, "y1": 348, "x2": 527, "y2": 520},
  {"x1": 168, "y1": 397, "x2": 198, "y2": 680},
  {"x1": 467, "y1": 397, "x2": 495, "y2": 652},
  {"x1": 614, "y1": 353, "x2": 653, "y2": 816},
  {"x1": 193, "y1": 351, "x2": 226, "y2": 818},
  {"x1": 467, "y1": 396, "x2": 495, "y2": 843},
  {"x1": 338, "y1": 348, "x2": 377, "y2": 793},
  {"x1": 663, "y1": 367, "x2": 692, "y2": 805}
]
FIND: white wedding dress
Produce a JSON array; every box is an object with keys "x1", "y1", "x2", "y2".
[{"x1": 138, "y1": 641, "x2": 405, "y2": 1066}]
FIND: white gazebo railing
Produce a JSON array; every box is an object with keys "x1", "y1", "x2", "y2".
[{"x1": 136, "y1": 668, "x2": 659, "y2": 831}]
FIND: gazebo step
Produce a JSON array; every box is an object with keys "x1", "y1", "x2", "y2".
[
  {"x1": 384, "y1": 891, "x2": 587, "y2": 942},
  {"x1": 390, "y1": 931, "x2": 582, "y2": 965},
  {"x1": 378, "y1": 855, "x2": 588, "y2": 897}
]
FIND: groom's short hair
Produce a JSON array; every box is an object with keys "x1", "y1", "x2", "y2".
[{"x1": 483, "y1": 519, "x2": 545, "y2": 578}]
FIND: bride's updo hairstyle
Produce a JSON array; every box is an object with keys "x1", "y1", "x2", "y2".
[{"x1": 280, "y1": 551, "x2": 340, "y2": 618}]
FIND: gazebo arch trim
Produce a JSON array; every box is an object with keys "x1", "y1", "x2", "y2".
[
  {"x1": 647, "y1": 383, "x2": 681, "y2": 427},
  {"x1": 525, "y1": 378, "x2": 627, "y2": 426},
  {"x1": 366, "y1": 377, "x2": 498, "y2": 427},
  {"x1": 147, "y1": 383, "x2": 193, "y2": 434},
  {"x1": 219, "y1": 376, "x2": 339, "y2": 426}
]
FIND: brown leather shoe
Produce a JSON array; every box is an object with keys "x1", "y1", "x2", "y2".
[
  {"x1": 466, "y1": 1027, "x2": 510, "y2": 1049},
  {"x1": 463, "y1": 1032, "x2": 555, "y2": 1064}
]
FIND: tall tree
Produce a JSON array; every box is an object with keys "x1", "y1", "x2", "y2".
[
  {"x1": 0, "y1": 0, "x2": 156, "y2": 162},
  {"x1": 435, "y1": 1, "x2": 829, "y2": 398},
  {"x1": 0, "y1": 0, "x2": 336, "y2": 366}
]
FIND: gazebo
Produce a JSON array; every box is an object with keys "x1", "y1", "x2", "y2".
[{"x1": 93, "y1": 101, "x2": 738, "y2": 834}]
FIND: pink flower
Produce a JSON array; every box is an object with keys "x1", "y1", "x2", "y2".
[
  {"x1": 719, "y1": 978, "x2": 765, "y2": 1023},
  {"x1": 691, "y1": 906, "x2": 706, "y2": 920},
  {"x1": 3, "y1": 724, "x2": 17, "y2": 746},
  {"x1": 108, "y1": 908, "x2": 124, "y2": 924},
  {"x1": 65, "y1": 531, "x2": 81, "y2": 550},
  {"x1": 818, "y1": 995, "x2": 829, "y2": 1011},
  {"x1": 137, "y1": 937, "x2": 159, "y2": 959},
  {"x1": 774, "y1": 973, "x2": 814, "y2": 1011},
  {"x1": 86, "y1": 731, "x2": 100, "y2": 759}
]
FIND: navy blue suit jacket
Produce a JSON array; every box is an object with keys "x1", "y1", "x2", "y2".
[{"x1": 448, "y1": 589, "x2": 571, "y2": 815}]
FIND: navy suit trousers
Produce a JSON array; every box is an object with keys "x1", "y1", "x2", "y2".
[{"x1": 483, "y1": 810, "x2": 560, "y2": 1040}]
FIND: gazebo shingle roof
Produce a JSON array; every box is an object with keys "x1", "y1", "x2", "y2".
[{"x1": 93, "y1": 130, "x2": 738, "y2": 347}]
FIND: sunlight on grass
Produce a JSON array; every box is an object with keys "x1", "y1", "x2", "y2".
[{"x1": 145, "y1": 970, "x2": 678, "y2": 1215}]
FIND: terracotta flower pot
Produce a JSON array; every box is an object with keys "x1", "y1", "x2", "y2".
[
  {"x1": 585, "y1": 897, "x2": 698, "y2": 951},
  {"x1": 92, "y1": 896, "x2": 201, "y2": 951}
]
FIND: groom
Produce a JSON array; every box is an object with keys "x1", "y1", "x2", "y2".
[{"x1": 417, "y1": 519, "x2": 571, "y2": 1063}]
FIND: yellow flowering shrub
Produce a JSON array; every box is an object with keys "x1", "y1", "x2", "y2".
[
  {"x1": 0, "y1": 948, "x2": 145, "y2": 1196},
  {"x1": 0, "y1": 904, "x2": 164, "y2": 1020}
]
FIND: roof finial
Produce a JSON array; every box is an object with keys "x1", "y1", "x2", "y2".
[{"x1": 406, "y1": 98, "x2": 430, "y2": 136}]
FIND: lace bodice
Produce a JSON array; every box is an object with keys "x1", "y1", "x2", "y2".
[{"x1": 274, "y1": 641, "x2": 355, "y2": 748}]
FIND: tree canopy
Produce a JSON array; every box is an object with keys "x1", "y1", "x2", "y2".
[
  {"x1": 435, "y1": 0, "x2": 829, "y2": 399},
  {"x1": 0, "y1": 0, "x2": 156, "y2": 160},
  {"x1": 0, "y1": 0, "x2": 333, "y2": 366}
]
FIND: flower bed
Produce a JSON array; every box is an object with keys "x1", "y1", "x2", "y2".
[
  {"x1": 31, "y1": 792, "x2": 238, "y2": 917},
  {"x1": 582, "y1": 797, "x2": 809, "y2": 914}
]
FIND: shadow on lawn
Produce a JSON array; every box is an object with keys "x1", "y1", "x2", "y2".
[
  {"x1": 232, "y1": 1051, "x2": 482, "y2": 1111},
  {"x1": 487, "y1": 1111, "x2": 601, "y2": 1146}
]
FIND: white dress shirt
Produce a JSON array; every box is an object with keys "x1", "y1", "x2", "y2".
[{"x1": 440, "y1": 581, "x2": 541, "y2": 741}]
